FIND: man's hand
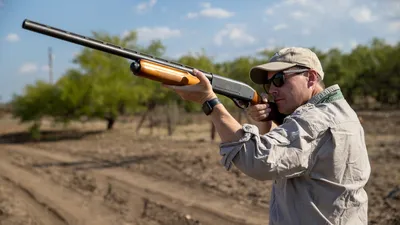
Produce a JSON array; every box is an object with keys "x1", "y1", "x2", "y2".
[
  {"x1": 164, "y1": 68, "x2": 244, "y2": 142},
  {"x1": 163, "y1": 69, "x2": 217, "y2": 104},
  {"x1": 246, "y1": 94, "x2": 272, "y2": 121},
  {"x1": 246, "y1": 94, "x2": 274, "y2": 134}
]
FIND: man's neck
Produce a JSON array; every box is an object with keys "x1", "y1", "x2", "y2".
[{"x1": 311, "y1": 85, "x2": 324, "y2": 97}]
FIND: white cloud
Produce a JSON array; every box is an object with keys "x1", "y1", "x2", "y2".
[
  {"x1": 19, "y1": 63, "x2": 38, "y2": 74},
  {"x1": 135, "y1": 0, "x2": 156, "y2": 13},
  {"x1": 273, "y1": 24, "x2": 288, "y2": 30},
  {"x1": 265, "y1": 0, "x2": 360, "y2": 19},
  {"x1": 265, "y1": 8, "x2": 274, "y2": 15},
  {"x1": 256, "y1": 45, "x2": 279, "y2": 53},
  {"x1": 264, "y1": 0, "x2": 400, "y2": 26},
  {"x1": 264, "y1": 0, "x2": 356, "y2": 20},
  {"x1": 200, "y1": 2, "x2": 211, "y2": 8},
  {"x1": 136, "y1": 27, "x2": 181, "y2": 41},
  {"x1": 388, "y1": 21, "x2": 400, "y2": 32},
  {"x1": 187, "y1": 3, "x2": 234, "y2": 19},
  {"x1": 350, "y1": 6, "x2": 377, "y2": 23},
  {"x1": 5, "y1": 33, "x2": 19, "y2": 42},
  {"x1": 214, "y1": 24, "x2": 256, "y2": 47},
  {"x1": 284, "y1": 0, "x2": 309, "y2": 6},
  {"x1": 282, "y1": 0, "x2": 325, "y2": 13},
  {"x1": 262, "y1": 0, "x2": 400, "y2": 37},
  {"x1": 121, "y1": 30, "x2": 130, "y2": 39},
  {"x1": 18, "y1": 63, "x2": 52, "y2": 74},
  {"x1": 257, "y1": 38, "x2": 279, "y2": 52},
  {"x1": 201, "y1": 8, "x2": 234, "y2": 18},
  {"x1": 290, "y1": 10, "x2": 308, "y2": 19},
  {"x1": 186, "y1": 12, "x2": 198, "y2": 19}
]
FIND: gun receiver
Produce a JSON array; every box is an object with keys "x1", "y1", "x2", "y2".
[{"x1": 21, "y1": 19, "x2": 286, "y2": 124}]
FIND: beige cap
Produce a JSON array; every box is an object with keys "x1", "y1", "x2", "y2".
[{"x1": 250, "y1": 47, "x2": 324, "y2": 84}]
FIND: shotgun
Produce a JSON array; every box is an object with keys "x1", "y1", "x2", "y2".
[{"x1": 21, "y1": 19, "x2": 286, "y2": 124}]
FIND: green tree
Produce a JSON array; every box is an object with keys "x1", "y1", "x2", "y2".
[
  {"x1": 52, "y1": 69, "x2": 92, "y2": 122},
  {"x1": 11, "y1": 80, "x2": 59, "y2": 123},
  {"x1": 11, "y1": 80, "x2": 60, "y2": 139},
  {"x1": 71, "y1": 31, "x2": 167, "y2": 129}
]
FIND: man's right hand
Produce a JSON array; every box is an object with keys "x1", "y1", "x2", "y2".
[
  {"x1": 246, "y1": 94, "x2": 274, "y2": 134},
  {"x1": 247, "y1": 103, "x2": 272, "y2": 121},
  {"x1": 246, "y1": 94, "x2": 271, "y2": 122}
]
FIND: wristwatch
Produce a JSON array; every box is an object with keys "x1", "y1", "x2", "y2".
[{"x1": 202, "y1": 98, "x2": 221, "y2": 115}]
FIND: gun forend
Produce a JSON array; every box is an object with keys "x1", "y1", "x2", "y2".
[{"x1": 130, "y1": 59, "x2": 200, "y2": 85}]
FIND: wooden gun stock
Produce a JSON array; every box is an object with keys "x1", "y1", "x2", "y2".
[{"x1": 130, "y1": 59, "x2": 200, "y2": 85}]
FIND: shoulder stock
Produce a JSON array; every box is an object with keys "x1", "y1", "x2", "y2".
[{"x1": 264, "y1": 102, "x2": 286, "y2": 125}]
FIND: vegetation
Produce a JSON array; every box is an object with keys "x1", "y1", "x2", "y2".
[{"x1": 9, "y1": 28, "x2": 400, "y2": 135}]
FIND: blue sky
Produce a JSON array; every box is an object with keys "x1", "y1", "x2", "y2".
[{"x1": 1, "y1": 0, "x2": 399, "y2": 103}]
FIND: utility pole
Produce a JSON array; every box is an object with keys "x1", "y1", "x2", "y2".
[{"x1": 48, "y1": 47, "x2": 53, "y2": 84}]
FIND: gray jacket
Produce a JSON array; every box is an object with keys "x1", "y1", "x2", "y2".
[{"x1": 220, "y1": 85, "x2": 371, "y2": 225}]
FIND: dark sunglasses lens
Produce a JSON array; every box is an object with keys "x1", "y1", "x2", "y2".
[
  {"x1": 273, "y1": 75, "x2": 284, "y2": 87},
  {"x1": 263, "y1": 72, "x2": 285, "y2": 92}
]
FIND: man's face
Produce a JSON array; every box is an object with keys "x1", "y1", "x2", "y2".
[{"x1": 265, "y1": 67, "x2": 312, "y2": 114}]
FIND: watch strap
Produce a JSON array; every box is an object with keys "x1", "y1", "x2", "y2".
[{"x1": 202, "y1": 98, "x2": 221, "y2": 115}]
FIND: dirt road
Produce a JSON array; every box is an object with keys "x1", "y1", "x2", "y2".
[
  {"x1": 0, "y1": 112, "x2": 399, "y2": 225},
  {"x1": 0, "y1": 143, "x2": 270, "y2": 225}
]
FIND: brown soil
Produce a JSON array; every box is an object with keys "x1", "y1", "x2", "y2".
[{"x1": 0, "y1": 111, "x2": 399, "y2": 225}]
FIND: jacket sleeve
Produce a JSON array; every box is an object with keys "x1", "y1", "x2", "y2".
[{"x1": 219, "y1": 116, "x2": 321, "y2": 181}]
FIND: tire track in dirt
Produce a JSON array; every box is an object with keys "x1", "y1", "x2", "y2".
[
  {"x1": 3, "y1": 144, "x2": 269, "y2": 225},
  {"x1": 0, "y1": 150, "x2": 121, "y2": 225},
  {"x1": 0, "y1": 176, "x2": 66, "y2": 225}
]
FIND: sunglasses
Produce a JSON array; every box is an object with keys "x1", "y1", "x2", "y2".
[{"x1": 263, "y1": 68, "x2": 309, "y2": 93}]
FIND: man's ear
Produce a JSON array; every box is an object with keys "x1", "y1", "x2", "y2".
[{"x1": 307, "y1": 70, "x2": 319, "y2": 88}]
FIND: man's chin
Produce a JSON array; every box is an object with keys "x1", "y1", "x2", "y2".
[
  {"x1": 277, "y1": 106, "x2": 287, "y2": 115},
  {"x1": 277, "y1": 104, "x2": 293, "y2": 115}
]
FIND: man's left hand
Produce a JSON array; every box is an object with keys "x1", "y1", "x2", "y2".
[{"x1": 163, "y1": 69, "x2": 217, "y2": 104}]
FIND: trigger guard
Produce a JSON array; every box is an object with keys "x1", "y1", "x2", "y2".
[{"x1": 232, "y1": 98, "x2": 250, "y2": 109}]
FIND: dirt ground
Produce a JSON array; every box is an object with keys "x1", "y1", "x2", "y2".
[{"x1": 0, "y1": 110, "x2": 399, "y2": 225}]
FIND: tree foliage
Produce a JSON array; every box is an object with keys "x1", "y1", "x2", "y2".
[{"x1": 10, "y1": 34, "x2": 400, "y2": 134}]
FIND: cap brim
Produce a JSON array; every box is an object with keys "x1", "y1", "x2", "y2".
[{"x1": 249, "y1": 62, "x2": 296, "y2": 84}]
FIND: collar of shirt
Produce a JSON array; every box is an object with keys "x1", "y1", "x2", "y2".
[{"x1": 307, "y1": 84, "x2": 344, "y2": 105}]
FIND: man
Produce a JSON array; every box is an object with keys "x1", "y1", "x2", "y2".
[{"x1": 164, "y1": 47, "x2": 371, "y2": 225}]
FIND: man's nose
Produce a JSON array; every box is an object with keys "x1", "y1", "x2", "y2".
[{"x1": 268, "y1": 84, "x2": 278, "y2": 97}]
